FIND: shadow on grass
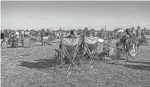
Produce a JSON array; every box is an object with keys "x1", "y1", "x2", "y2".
[
  {"x1": 20, "y1": 54, "x2": 31, "y2": 56},
  {"x1": 109, "y1": 62, "x2": 150, "y2": 71},
  {"x1": 123, "y1": 64, "x2": 150, "y2": 71},
  {"x1": 97, "y1": 52, "x2": 126, "y2": 61},
  {"x1": 127, "y1": 61, "x2": 150, "y2": 65},
  {"x1": 117, "y1": 58, "x2": 127, "y2": 60},
  {"x1": 19, "y1": 58, "x2": 56, "y2": 69}
]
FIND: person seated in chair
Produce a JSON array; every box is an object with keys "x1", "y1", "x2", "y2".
[
  {"x1": 103, "y1": 43, "x2": 110, "y2": 57},
  {"x1": 67, "y1": 30, "x2": 76, "y2": 38}
]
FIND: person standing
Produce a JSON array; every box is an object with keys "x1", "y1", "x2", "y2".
[
  {"x1": 136, "y1": 26, "x2": 141, "y2": 38},
  {"x1": 40, "y1": 29, "x2": 45, "y2": 45},
  {"x1": 131, "y1": 27, "x2": 136, "y2": 37},
  {"x1": 1, "y1": 31, "x2": 5, "y2": 48}
]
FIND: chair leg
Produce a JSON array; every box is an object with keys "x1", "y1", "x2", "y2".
[
  {"x1": 126, "y1": 52, "x2": 129, "y2": 61},
  {"x1": 66, "y1": 64, "x2": 72, "y2": 76},
  {"x1": 58, "y1": 61, "x2": 65, "y2": 68},
  {"x1": 71, "y1": 60, "x2": 83, "y2": 73},
  {"x1": 66, "y1": 57, "x2": 84, "y2": 76},
  {"x1": 86, "y1": 58, "x2": 92, "y2": 70},
  {"x1": 92, "y1": 59, "x2": 99, "y2": 67}
]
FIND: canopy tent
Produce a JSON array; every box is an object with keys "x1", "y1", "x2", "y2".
[
  {"x1": 117, "y1": 29, "x2": 124, "y2": 33},
  {"x1": 85, "y1": 37, "x2": 104, "y2": 43}
]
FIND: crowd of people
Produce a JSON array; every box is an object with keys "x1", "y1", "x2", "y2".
[{"x1": 1, "y1": 26, "x2": 150, "y2": 48}]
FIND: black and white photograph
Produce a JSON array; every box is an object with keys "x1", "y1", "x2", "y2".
[{"x1": 1, "y1": 1, "x2": 150, "y2": 87}]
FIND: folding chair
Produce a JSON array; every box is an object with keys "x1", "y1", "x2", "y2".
[
  {"x1": 54, "y1": 37, "x2": 83, "y2": 76},
  {"x1": 83, "y1": 37, "x2": 99, "y2": 71}
]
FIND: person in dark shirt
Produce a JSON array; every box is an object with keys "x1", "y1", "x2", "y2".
[
  {"x1": 1, "y1": 32, "x2": 4, "y2": 47},
  {"x1": 40, "y1": 29, "x2": 45, "y2": 45},
  {"x1": 1, "y1": 32, "x2": 6, "y2": 47},
  {"x1": 1, "y1": 32, "x2": 4, "y2": 39},
  {"x1": 118, "y1": 29, "x2": 131, "y2": 51},
  {"x1": 136, "y1": 26, "x2": 141, "y2": 38},
  {"x1": 68, "y1": 30, "x2": 76, "y2": 38}
]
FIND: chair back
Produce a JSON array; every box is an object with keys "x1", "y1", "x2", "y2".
[
  {"x1": 61, "y1": 38, "x2": 81, "y2": 57},
  {"x1": 84, "y1": 37, "x2": 98, "y2": 52}
]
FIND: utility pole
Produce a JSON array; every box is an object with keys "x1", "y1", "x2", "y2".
[
  {"x1": 60, "y1": 27, "x2": 63, "y2": 38},
  {"x1": 51, "y1": 27, "x2": 52, "y2": 31},
  {"x1": 105, "y1": 25, "x2": 107, "y2": 39}
]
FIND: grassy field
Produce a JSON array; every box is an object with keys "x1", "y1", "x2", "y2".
[{"x1": 1, "y1": 40, "x2": 150, "y2": 87}]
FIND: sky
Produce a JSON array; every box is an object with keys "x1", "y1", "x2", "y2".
[{"x1": 1, "y1": 1, "x2": 150, "y2": 30}]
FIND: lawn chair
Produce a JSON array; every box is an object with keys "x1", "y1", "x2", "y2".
[
  {"x1": 83, "y1": 37, "x2": 100, "y2": 70},
  {"x1": 54, "y1": 37, "x2": 82, "y2": 76}
]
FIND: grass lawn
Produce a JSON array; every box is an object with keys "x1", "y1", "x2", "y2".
[{"x1": 1, "y1": 39, "x2": 150, "y2": 87}]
